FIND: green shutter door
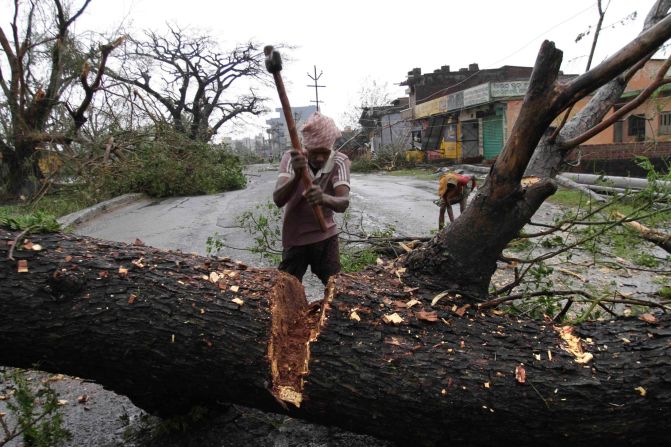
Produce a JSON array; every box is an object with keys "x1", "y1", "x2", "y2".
[{"x1": 482, "y1": 115, "x2": 504, "y2": 159}]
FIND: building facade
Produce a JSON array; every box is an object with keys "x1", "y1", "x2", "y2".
[{"x1": 265, "y1": 105, "x2": 318, "y2": 157}]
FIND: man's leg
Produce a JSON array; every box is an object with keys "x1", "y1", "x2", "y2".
[
  {"x1": 439, "y1": 203, "x2": 446, "y2": 229},
  {"x1": 309, "y1": 235, "x2": 341, "y2": 285},
  {"x1": 447, "y1": 205, "x2": 455, "y2": 223},
  {"x1": 278, "y1": 245, "x2": 309, "y2": 282}
]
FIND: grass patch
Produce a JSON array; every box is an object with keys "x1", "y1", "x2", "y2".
[
  {"x1": 546, "y1": 188, "x2": 589, "y2": 207},
  {"x1": 386, "y1": 168, "x2": 436, "y2": 180},
  {"x1": 0, "y1": 188, "x2": 100, "y2": 225}
]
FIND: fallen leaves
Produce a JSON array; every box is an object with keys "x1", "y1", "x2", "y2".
[
  {"x1": 118, "y1": 266, "x2": 129, "y2": 278},
  {"x1": 634, "y1": 386, "x2": 647, "y2": 397},
  {"x1": 453, "y1": 304, "x2": 470, "y2": 317},
  {"x1": 231, "y1": 297, "x2": 244, "y2": 306},
  {"x1": 638, "y1": 313, "x2": 658, "y2": 325},
  {"x1": 128, "y1": 294, "x2": 138, "y2": 304},
  {"x1": 350, "y1": 310, "x2": 361, "y2": 322},
  {"x1": 416, "y1": 310, "x2": 439, "y2": 322}
]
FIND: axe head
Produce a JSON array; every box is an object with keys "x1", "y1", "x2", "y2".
[{"x1": 264, "y1": 45, "x2": 282, "y2": 74}]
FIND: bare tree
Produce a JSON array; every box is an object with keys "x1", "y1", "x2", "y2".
[
  {"x1": 0, "y1": 0, "x2": 123, "y2": 197},
  {"x1": 106, "y1": 25, "x2": 267, "y2": 142}
]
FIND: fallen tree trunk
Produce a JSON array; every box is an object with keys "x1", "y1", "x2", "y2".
[
  {"x1": 556, "y1": 174, "x2": 606, "y2": 202},
  {"x1": 1, "y1": 229, "x2": 670, "y2": 446}
]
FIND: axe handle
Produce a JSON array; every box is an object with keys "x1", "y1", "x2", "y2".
[{"x1": 272, "y1": 72, "x2": 328, "y2": 232}]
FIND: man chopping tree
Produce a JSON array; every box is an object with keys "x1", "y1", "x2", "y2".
[{"x1": 273, "y1": 112, "x2": 351, "y2": 285}]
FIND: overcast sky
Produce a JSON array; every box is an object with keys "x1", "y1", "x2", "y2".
[{"x1": 3, "y1": 0, "x2": 667, "y2": 140}]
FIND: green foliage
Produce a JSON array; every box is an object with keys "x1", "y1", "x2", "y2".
[
  {"x1": 506, "y1": 237, "x2": 533, "y2": 252},
  {"x1": 87, "y1": 128, "x2": 246, "y2": 198},
  {"x1": 340, "y1": 248, "x2": 378, "y2": 273},
  {"x1": 633, "y1": 252, "x2": 661, "y2": 268},
  {"x1": 152, "y1": 406, "x2": 209, "y2": 436},
  {"x1": 1, "y1": 369, "x2": 71, "y2": 447},
  {"x1": 207, "y1": 201, "x2": 283, "y2": 264},
  {"x1": 0, "y1": 211, "x2": 61, "y2": 232},
  {"x1": 350, "y1": 157, "x2": 380, "y2": 173},
  {"x1": 658, "y1": 286, "x2": 671, "y2": 299}
]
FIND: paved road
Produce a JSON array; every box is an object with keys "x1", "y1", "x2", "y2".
[{"x1": 77, "y1": 163, "x2": 448, "y2": 300}]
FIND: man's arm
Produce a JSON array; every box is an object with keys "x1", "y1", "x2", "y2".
[
  {"x1": 273, "y1": 150, "x2": 305, "y2": 207},
  {"x1": 304, "y1": 184, "x2": 350, "y2": 213},
  {"x1": 273, "y1": 175, "x2": 301, "y2": 208}
]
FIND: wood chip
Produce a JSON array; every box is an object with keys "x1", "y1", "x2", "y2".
[
  {"x1": 406, "y1": 299, "x2": 420, "y2": 308},
  {"x1": 382, "y1": 313, "x2": 404, "y2": 325},
  {"x1": 230, "y1": 285, "x2": 240, "y2": 293},
  {"x1": 350, "y1": 311, "x2": 361, "y2": 321},
  {"x1": 515, "y1": 364, "x2": 526, "y2": 384},
  {"x1": 209, "y1": 272, "x2": 221, "y2": 283},
  {"x1": 17, "y1": 260, "x2": 28, "y2": 273},
  {"x1": 431, "y1": 291, "x2": 451, "y2": 306},
  {"x1": 232, "y1": 297, "x2": 244, "y2": 306}
]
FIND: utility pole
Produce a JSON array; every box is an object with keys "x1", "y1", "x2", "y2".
[{"x1": 307, "y1": 65, "x2": 325, "y2": 112}]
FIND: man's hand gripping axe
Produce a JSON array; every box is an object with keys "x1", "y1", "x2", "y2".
[{"x1": 264, "y1": 45, "x2": 328, "y2": 232}]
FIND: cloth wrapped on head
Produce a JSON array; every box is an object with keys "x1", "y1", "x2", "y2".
[{"x1": 300, "y1": 112, "x2": 341, "y2": 150}]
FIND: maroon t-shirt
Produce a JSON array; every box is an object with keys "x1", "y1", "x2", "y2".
[{"x1": 278, "y1": 150, "x2": 350, "y2": 248}]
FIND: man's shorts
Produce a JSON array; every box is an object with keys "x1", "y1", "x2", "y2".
[{"x1": 278, "y1": 235, "x2": 341, "y2": 285}]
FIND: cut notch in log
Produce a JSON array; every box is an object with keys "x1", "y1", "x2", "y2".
[{"x1": 269, "y1": 273, "x2": 332, "y2": 408}]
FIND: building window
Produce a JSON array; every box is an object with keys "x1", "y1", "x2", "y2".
[
  {"x1": 627, "y1": 115, "x2": 646, "y2": 141},
  {"x1": 613, "y1": 121, "x2": 623, "y2": 143},
  {"x1": 659, "y1": 112, "x2": 671, "y2": 135}
]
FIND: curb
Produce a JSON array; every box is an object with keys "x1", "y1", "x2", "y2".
[{"x1": 57, "y1": 193, "x2": 147, "y2": 229}]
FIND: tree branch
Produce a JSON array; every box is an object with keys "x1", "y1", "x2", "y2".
[{"x1": 560, "y1": 55, "x2": 671, "y2": 148}]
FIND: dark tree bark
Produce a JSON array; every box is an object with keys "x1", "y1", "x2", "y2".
[{"x1": 1, "y1": 229, "x2": 670, "y2": 446}]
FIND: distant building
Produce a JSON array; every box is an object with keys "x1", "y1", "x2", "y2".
[
  {"x1": 358, "y1": 98, "x2": 411, "y2": 154},
  {"x1": 265, "y1": 105, "x2": 318, "y2": 157},
  {"x1": 400, "y1": 63, "x2": 575, "y2": 162}
]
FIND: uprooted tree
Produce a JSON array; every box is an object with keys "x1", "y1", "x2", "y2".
[
  {"x1": 2, "y1": 2, "x2": 671, "y2": 446},
  {"x1": 0, "y1": 0, "x2": 123, "y2": 197}
]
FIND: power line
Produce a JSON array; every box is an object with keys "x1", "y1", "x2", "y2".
[{"x1": 307, "y1": 65, "x2": 325, "y2": 112}]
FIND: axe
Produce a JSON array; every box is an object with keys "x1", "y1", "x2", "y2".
[{"x1": 264, "y1": 45, "x2": 328, "y2": 232}]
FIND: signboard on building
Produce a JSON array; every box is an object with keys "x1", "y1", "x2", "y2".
[
  {"x1": 415, "y1": 97, "x2": 442, "y2": 118},
  {"x1": 447, "y1": 91, "x2": 463, "y2": 111},
  {"x1": 491, "y1": 81, "x2": 529, "y2": 98},
  {"x1": 463, "y1": 83, "x2": 490, "y2": 108}
]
